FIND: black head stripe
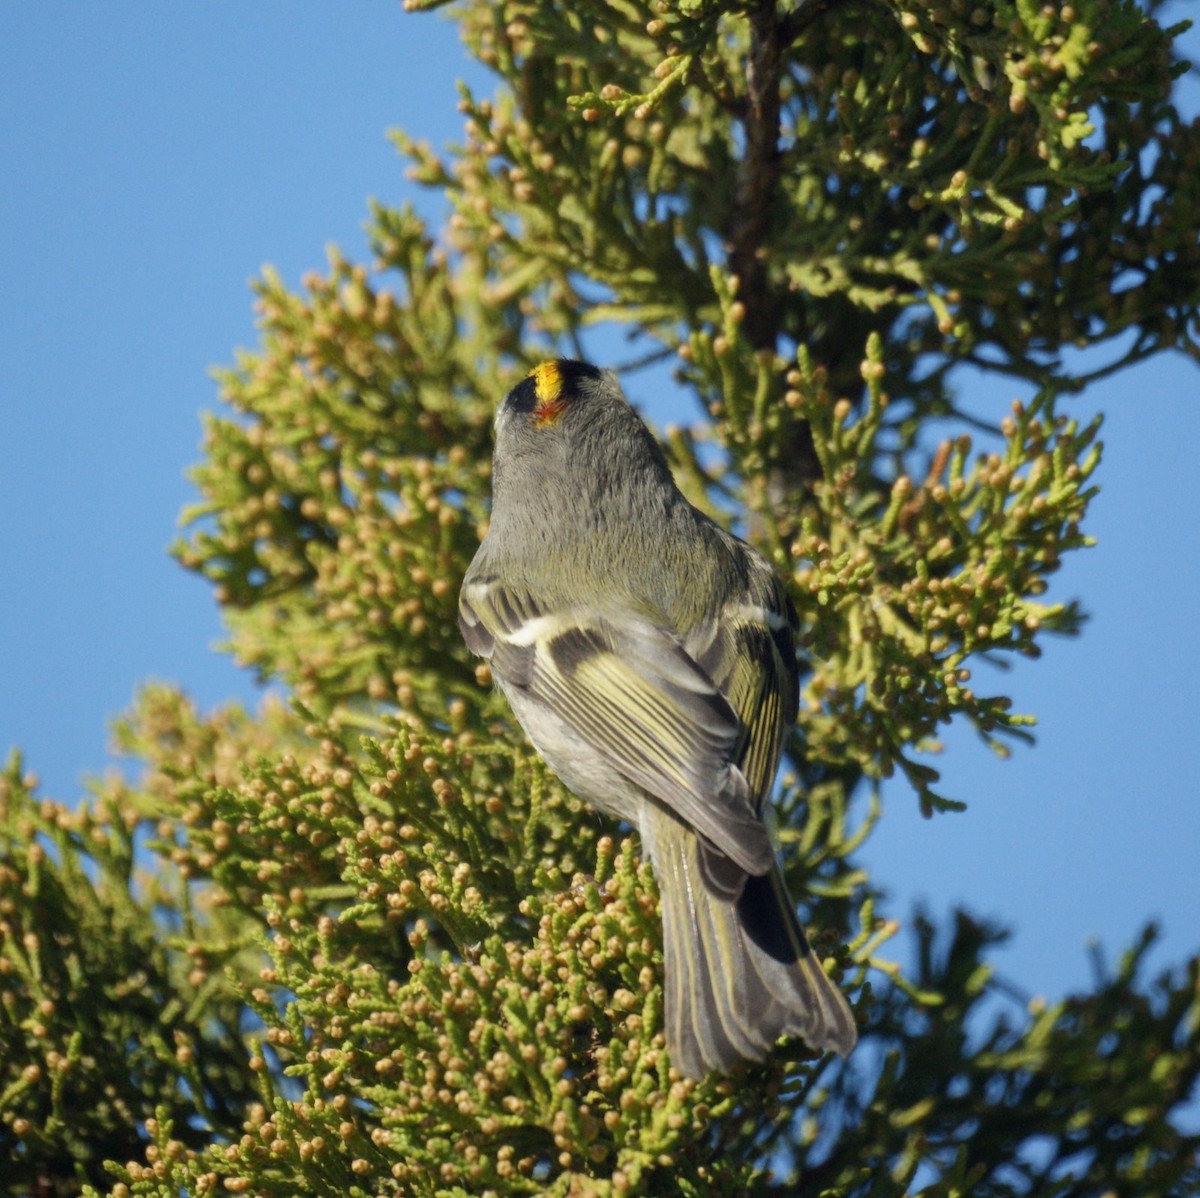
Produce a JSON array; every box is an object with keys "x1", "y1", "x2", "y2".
[
  {"x1": 505, "y1": 375, "x2": 539, "y2": 414},
  {"x1": 552, "y1": 359, "x2": 604, "y2": 393}
]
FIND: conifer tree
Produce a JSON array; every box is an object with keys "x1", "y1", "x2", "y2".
[{"x1": 3, "y1": 1, "x2": 1199, "y2": 1194}]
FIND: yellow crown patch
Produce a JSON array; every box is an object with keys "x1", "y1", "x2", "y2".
[
  {"x1": 529, "y1": 361, "x2": 566, "y2": 426},
  {"x1": 531, "y1": 361, "x2": 562, "y2": 403}
]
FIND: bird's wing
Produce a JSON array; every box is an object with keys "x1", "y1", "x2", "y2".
[
  {"x1": 459, "y1": 575, "x2": 774, "y2": 876},
  {"x1": 686, "y1": 573, "x2": 799, "y2": 804}
]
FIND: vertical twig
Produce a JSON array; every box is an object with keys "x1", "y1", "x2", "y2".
[{"x1": 729, "y1": 1, "x2": 785, "y2": 352}]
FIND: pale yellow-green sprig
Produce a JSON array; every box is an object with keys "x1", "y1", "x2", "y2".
[{"x1": 572, "y1": 54, "x2": 695, "y2": 123}]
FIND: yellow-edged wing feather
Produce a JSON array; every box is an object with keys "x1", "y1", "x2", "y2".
[
  {"x1": 686, "y1": 572, "x2": 799, "y2": 806},
  {"x1": 459, "y1": 576, "x2": 774, "y2": 875}
]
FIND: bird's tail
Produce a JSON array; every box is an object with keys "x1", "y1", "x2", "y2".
[{"x1": 643, "y1": 803, "x2": 857, "y2": 1079}]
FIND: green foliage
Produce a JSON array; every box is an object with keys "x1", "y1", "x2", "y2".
[
  {"x1": 786, "y1": 336, "x2": 1101, "y2": 813},
  {"x1": 0, "y1": 750, "x2": 257, "y2": 1194},
  {"x1": 789, "y1": 917, "x2": 1200, "y2": 1195},
  {"x1": 3, "y1": 0, "x2": 1199, "y2": 1195}
]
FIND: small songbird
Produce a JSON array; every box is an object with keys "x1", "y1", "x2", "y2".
[{"x1": 458, "y1": 359, "x2": 856, "y2": 1077}]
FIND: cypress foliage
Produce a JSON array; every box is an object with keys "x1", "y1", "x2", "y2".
[{"x1": 3, "y1": 1, "x2": 1199, "y2": 1194}]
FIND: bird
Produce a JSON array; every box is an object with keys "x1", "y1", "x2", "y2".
[{"x1": 458, "y1": 358, "x2": 857, "y2": 1077}]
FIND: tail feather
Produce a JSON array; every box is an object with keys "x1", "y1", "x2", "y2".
[{"x1": 645, "y1": 804, "x2": 857, "y2": 1078}]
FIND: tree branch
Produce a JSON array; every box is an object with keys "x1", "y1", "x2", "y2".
[
  {"x1": 728, "y1": 0, "x2": 838, "y2": 347},
  {"x1": 729, "y1": 1, "x2": 785, "y2": 351},
  {"x1": 780, "y1": 0, "x2": 840, "y2": 47}
]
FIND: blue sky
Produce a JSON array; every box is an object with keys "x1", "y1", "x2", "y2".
[{"x1": 2, "y1": 4, "x2": 1197, "y2": 1013}]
